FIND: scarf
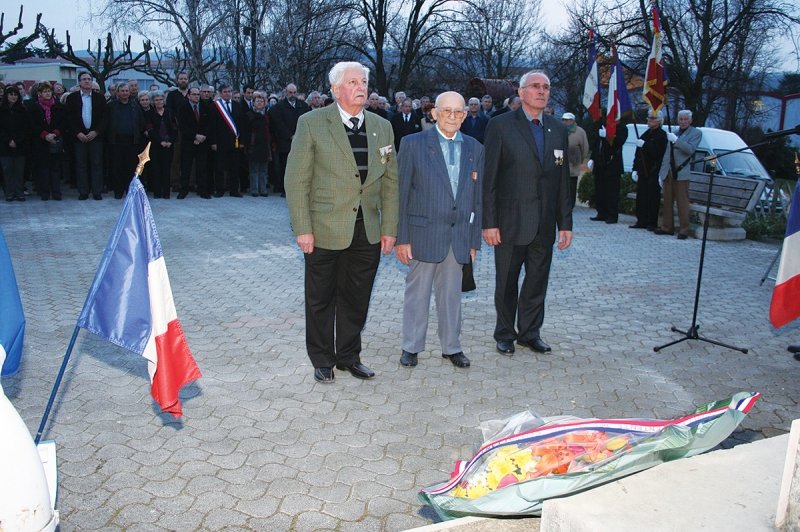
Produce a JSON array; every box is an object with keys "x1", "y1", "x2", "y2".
[{"x1": 38, "y1": 96, "x2": 56, "y2": 124}]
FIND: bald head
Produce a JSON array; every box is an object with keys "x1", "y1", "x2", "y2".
[{"x1": 432, "y1": 91, "x2": 467, "y2": 137}]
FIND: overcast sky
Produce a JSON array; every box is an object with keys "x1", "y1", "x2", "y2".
[{"x1": 10, "y1": 0, "x2": 799, "y2": 73}]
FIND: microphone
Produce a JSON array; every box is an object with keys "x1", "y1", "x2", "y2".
[{"x1": 763, "y1": 124, "x2": 800, "y2": 139}]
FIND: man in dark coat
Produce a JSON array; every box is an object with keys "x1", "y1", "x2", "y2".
[
  {"x1": 630, "y1": 111, "x2": 667, "y2": 230},
  {"x1": 176, "y1": 87, "x2": 212, "y2": 199},
  {"x1": 105, "y1": 82, "x2": 145, "y2": 199},
  {"x1": 589, "y1": 112, "x2": 628, "y2": 224},
  {"x1": 390, "y1": 98, "x2": 422, "y2": 151},
  {"x1": 268, "y1": 83, "x2": 310, "y2": 196},
  {"x1": 65, "y1": 71, "x2": 108, "y2": 200},
  {"x1": 209, "y1": 83, "x2": 246, "y2": 197}
]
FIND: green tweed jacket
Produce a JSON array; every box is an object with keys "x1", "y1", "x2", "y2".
[{"x1": 285, "y1": 104, "x2": 399, "y2": 250}]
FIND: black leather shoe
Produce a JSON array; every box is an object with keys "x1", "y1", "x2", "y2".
[
  {"x1": 443, "y1": 352, "x2": 470, "y2": 367},
  {"x1": 259, "y1": 193, "x2": 269, "y2": 197},
  {"x1": 78, "y1": 194, "x2": 88, "y2": 200},
  {"x1": 589, "y1": 215, "x2": 607, "y2": 221},
  {"x1": 518, "y1": 338, "x2": 552, "y2": 353},
  {"x1": 788, "y1": 344, "x2": 800, "y2": 354},
  {"x1": 177, "y1": 192, "x2": 188, "y2": 199},
  {"x1": 336, "y1": 362, "x2": 375, "y2": 379},
  {"x1": 214, "y1": 192, "x2": 225, "y2": 198},
  {"x1": 605, "y1": 218, "x2": 618, "y2": 224},
  {"x1": 400, "y1": 351, "x2": 418, "y2": 367},
  {"x1": 677, "y1": 234, "x2": 688, "y2": 240},
  {"x1": 314, "y1": 367, "x2": 335, "y2": 383},
  {"x1": 629, "y1": 223, "x2": 647, "y2": 229},
  {"x1": 647, "y1": 225, "x2": 657, "y2": 232},
  {"x1": 94, "y1": 194, "x2": 103, "y2": 200},
  {"x1": 653, "y1": 229, "x2": 674, "y2": 235},
  {"x1": 200, "y1": 194, "x2": 212, "y2": 199},
  {"x1": 496, "y1": 340, "x2": 515, "y2": 354},
  {"x1": 230, "y1": 191, "x2": 243, "y2": 198},
  {"x1": 114, "y1": 193, "x2": 122, "y2": 199}
]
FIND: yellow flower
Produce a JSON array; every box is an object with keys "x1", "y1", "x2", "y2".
[
  {"x1": 465, "y1": 483, "x2": 490, "y2": 499},
  {"x1": 495, "y1": 444, "x2": 520, "y2": 458}
]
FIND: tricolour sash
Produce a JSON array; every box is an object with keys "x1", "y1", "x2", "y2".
[{"x1": 214, "y1": 100, "x2": 239, "y2": 148}]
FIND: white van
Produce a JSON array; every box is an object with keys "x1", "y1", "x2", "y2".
[{"x1": 621, "y1": 124, "x2": 771, "y2": 181}]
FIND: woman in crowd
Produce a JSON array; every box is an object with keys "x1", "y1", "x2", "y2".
[
  {"x1": 420, "y1": 102, "x2": 436, "y2": 131},
  {"x1": 0, "y1": 85, "x2": 30, "y2": 201},
  {"x1": 28, "y1": 81, "x2": 68, "y2": 200},
  {"x1": 138, "y1": 91, "x2": 151, "y2": 113},
  {"x1": 245, "y1": 91, "x2": 272, "y2": 197},
  {"x1": 144, "y1": 90, "x2": 178, "y2": 198}
]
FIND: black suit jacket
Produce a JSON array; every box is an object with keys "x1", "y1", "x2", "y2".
[
  {"x1": 390, "y1": 112, "x2": 422, "y2": 151},
  {"x1": 633, "y1": 126, "x2": 667, "y2": 179},
  {"x1": 210, "y1": 99, "x2": 245, "y2": 151},
  {"x1": 269, "y1": 98, "x2": 310, "y2": 152},
  {"x1": 177, "y1": 101, "x2": 211, "y2": 142},
  {"x1": 166, "y1": 89, "x2": 189, "y2": 113},
  {"x1": 460, "y1": 113, "x2": 489, "y2": 144},
  {"x1": 366, "y1": 106, "x2": 388, "y2": 120},
  {"x1": 590, "y1": 122, "x2": 628, "y2": 177},
  {"x1": 65, "y1": 90, "x2": 108, "y2": 139},
  {"x1": 482, "y1": 107, "x2": 572, "y2": 248}
]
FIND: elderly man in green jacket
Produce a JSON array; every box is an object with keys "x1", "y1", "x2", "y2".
[{"x1": 286, "y1": 61, "x2": 398, "y2": 384}]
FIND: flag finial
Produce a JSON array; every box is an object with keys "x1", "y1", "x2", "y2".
[{"x1": 135, "y1": 143, "x2": 151, "y2": 176}]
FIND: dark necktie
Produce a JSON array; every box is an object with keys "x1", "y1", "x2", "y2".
[
  {"x1": 532, "y1": 118, "x2": 540, "y2": 126},
  {"x1": 530, "y1": 118, "x2": 544, "y2": 159},
  {"x1": 405, "y1": 114, "x2": 409, "y2": 123},
  {"x1": 226, "y1": 101, "x2": 231, "y2": 113},
  {"x1": 193, "y1": 104, "x2": 199, "y2": 123},
  {"x1": 448, "y1": 140, "x2": 455, "y2": 165},
  {"x1": 350, "y1": 117, "x2": 359, "y2": 131}
]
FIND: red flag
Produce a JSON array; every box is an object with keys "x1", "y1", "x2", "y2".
[{"x1": 643, "y1": 7, "x2": 667, "y2": 113}]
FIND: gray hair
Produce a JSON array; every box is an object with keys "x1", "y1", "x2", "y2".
[
  {"x1": 468, "y1": 97, "x2": 480, "y2": 105},
  {"x1": 117, "y1": 82, "x2": 130, "y2": 91},
  {"x1": 328, "y1": 61, "x2": 370, "y2": 87},
  {"x1": 149, "y1": 90, "x2": 165, "y2": 100},
  {"x1": 519, "y1": 70, "x2": 550, "y2": 89},
  {"x1": 678, "y1": 110, "x2": 693, "y2": 119},
  {"x1": 200, "y1": 84, "x2": 214, "y2": 92},
  {"x1": 649, "y1": 111, "x2": 665, "y2": 124}
]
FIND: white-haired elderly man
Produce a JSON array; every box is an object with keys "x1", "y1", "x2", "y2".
[
  {"x1": 460, "y1": 97, "x2": 489, "y2": 144},
  {"x1": 654, "y1": 110, "x2": 701, "y2": 240},
  {"x1": 630, "y1": 110, "x2": 668, "y2": 231},
  {"x1": 285, "y1": 61, "x2": 398, "y2": 384}
]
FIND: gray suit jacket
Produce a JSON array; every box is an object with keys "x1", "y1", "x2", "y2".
[
  {"x1": 660, "y1": 125, "x2": 702, "y2": 181},
  {"x1": 482, "y1": 108, "x2": 572, "y2": 247},
  {"x1": 397, "y1": 127, "x2": 484, "y2": 265}
]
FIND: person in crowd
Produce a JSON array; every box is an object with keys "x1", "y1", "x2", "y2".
[
  {"x1": 420, "y1": 102, "x2": 436, "y2": 131},
  {"x1": 630, "y1": 110, "x2": 667, "y2": 231},
  {"x1": 391, "y1": 98, "x2": 422, "y2": 151},
  {"x1": 127, "y1": 79, "x2": 139, "y2": 99},
  {"x1": 106, "y1": 82, "x2": 146, "y2": 198},
  {"x1": 415, "y1": 96, "x2": 430, "y2": 119},
  {"x1": 138, "y1": 91, "x2": 151, "y2": 113},
  {"x1": 65, "y1": 71, "x2": 107, "y2": 200},
  {"x1": 588, "y1": 110, "x2": 628, "y2": 224},
  {"x1": 267, "y1": 95, "x2": 278, "y2": 109},
  {"x1": 481, "y1": 95, "x2": 494, "y2": 118},
  {"x1": 53, "y1": 82, "x2": 66, "y2": 100},
  {"x1": 562, "y1": 112, "x2": 589, "y2": 210},
  {"x1": 107, "y1": 82, "x2": 118, "y2": 101},
  {"x1": 15, "y1": 81, "x2": 28, "y2": 100},
  {"x1": 177, "y1": 87, "x2": 211, "y2": 199},
  {"x1": 544, "y1": 106, "x2": 555, "y2": 116},
  {"x1": 199, "y1": 84, "x2": 217, "y2": 193},
  {"x1": 149, "y1": 84, "x2": 159, "y2": 92},
  {"x1": 483, "y1": 70, "x2": 572, "y2": 356},
  {"x1": 378, "y1": 96, "x2": 389, "y2": 116},
  {"x1": 166, "y1": 72, "x2": 190, "y2": 112},
  {"x1": 232, "y1": 91, "x2": 241, "y2": 102},
  {"x1": 366, "y1": 92, "x2": 389, "y2": 119},
  {"x1": 28, "y1": 81, "x2": 68, "y2": 201},
  {"x1": 241, "y1": 84, "x2": 255, "y2": 111},
  {"x1": 460, "y1": 97, "x2": 488, "y2": 144},
  {"x1": 166, "y1": 72, "x2": 191, "y2": 193},
  {"x1": 654, "y1": 109, "x2": 701, "y2": 240},
  {"x1": 396, "y1": 91, "x2": 483, "y2": 369},
  {"x1": 145, "y1": 90, "x2": 178, "y2": 199},
  {"x1": 209, "y1": 83, "x2": 245, "y2": 197},
  {"x1": 244, "y1": 91, "x2": 272, "y2": 197},
  {"x1": 0, "y1": 85, "x2": 30, "y2": 201},
  {"x1": 285, "y1": 61, "x2": 398, "y2": 383},
  {"x1": 269, "y1": 83, "x2": 310, "y2": 197},
  {"x1": 491, "y1": 95, "x2": 520, "y2": 118},
  {"x1": 308, "y1": 91, "x2": 324, "y2": 110},
  {"x1": 390, "y1": 91, "x2": 406, "y2": 115}
]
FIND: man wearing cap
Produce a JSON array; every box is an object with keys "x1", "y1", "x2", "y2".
[
  {"x1": 562, "y1": 112, "x2": 588, "y2": 210},
  {"x1": 460, "y1": 97, "x2": 489, "y2": 144}
]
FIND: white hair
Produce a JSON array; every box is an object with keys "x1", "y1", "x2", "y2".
[
  {"x1": 328, "y1": 62, "x2": 370, "y2": 87},
  {"x1": 678, "y1": 110, "x2": 693, "y2": 119},
  {"x1": 519, "y1": 70, "x2": 550, "y2": 89},
  {"x1": 649, "y1": 111, "x2": 665, "y2": 124},
  {"x1": 468, "y1": 97, "x2": 480, "y2": 105}
]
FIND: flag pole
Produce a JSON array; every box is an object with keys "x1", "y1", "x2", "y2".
[
  {"x1": 35, "y1": 143, "x2": 153, "y2": 444},
  {"x1": 35, "y1": 326, "x2": 80, "y2": 444}
]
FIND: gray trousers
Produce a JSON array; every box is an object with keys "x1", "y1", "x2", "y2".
[{"x1": 402, "y1": 247, "x2": 463, "y2": 355}]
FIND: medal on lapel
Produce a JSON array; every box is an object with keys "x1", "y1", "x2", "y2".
[{"x1": 380, "y1": 145, "x2": 392, "y2": 164}]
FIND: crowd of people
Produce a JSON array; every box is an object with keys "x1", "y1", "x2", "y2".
[{"x1": 0, "y1": 74, "x2": 533, "y2": 203}]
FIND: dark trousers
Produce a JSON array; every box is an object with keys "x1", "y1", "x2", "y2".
[
  {"x1": 214, "y1": 149, "x2": 239, "y2": 194},
  {"x1": 569, "y1": 175, "x2": 578, "y2": 210},
  {"x1": 1, "y1": 156, "x2": 25, "y2": 199},
  {"x1": 304, "y1": 219, "x2": 381, "y2": 369},
  {"x1": 180, "y1": 140, "x2": 209, "y2": 195},
  {"x1": 74, "y1": 138, "x2": 104, "y2": 195},
  {"x1": 635, "y1": 169, "x2": 662, "y2": 228},
  {"x1": 36, "y1": 150, "x2": 63, "y2": 199},
  {"x1": 493, "y1": 234, "x2": 553, "y2": 343},
  {"x1": 275, "y1": 151, "x2": 290, "y2": 193},
  {"x1": 150, "y1": 144, "x2": 174, "y2": 198},
  {"x1": 594, "y1": 170, "x2": 621, "y2": 220},
  {"x1": 110, "y1": 136, "x2": 139, "y2": 196}
]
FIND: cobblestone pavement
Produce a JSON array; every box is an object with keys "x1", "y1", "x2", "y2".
[{"x1": 2, "y1": 189, "x2": 798, "y2": 531}]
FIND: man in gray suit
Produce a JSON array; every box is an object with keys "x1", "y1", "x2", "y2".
[
  {"x1": 396, "y1": 92, "x2": 484, "y2": 369},
  {"x1": 655, "y1": 110, "x2": 702, "y2": 240},
  {"x1": 483, "y1": 71, "x2": 573, "y2": 356}
]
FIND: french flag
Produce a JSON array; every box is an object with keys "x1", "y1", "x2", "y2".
[
  {"x1": 606, "y1": 42, "x2": 633, "y2": 146},
  {"x1": 583, "y1": 29, "x2": 601, "y2": 122},
  {"x1": 76, "y1": 176, "x2": 201, "y2": 417},
  {"x1": 0, "y1": 226, "x2": 26, "y2": 378},
  {"x1": 770, "y1": 180, "x2": 800, "y2": 328}
]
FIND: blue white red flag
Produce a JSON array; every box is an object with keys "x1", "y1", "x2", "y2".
[
  {"x1": 606, "y1": 43, "x2": 633, "y2": 146},
  {"x1": 0, "y1": 226, "x2": 26, "y2": 378},
  {"x1": 583, "y1": 30, "x2": 601, "y2": 121},
  {"x1": 770, "y1": 180, "x2": 800, "y2": 328},
  {"x1": 76, "y1": 176, "x2": 201, "y2": 416}
]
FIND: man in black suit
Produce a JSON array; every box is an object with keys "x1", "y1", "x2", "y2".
[
  {"x1": 167, "y1": 72, "x2": 191, "y2": 193},
  {"x1": 269, "y1": 83, "x2": 310, "y2": 196},
  {"x1": 460, "y1": 97, "x2": 489, "y2": 144},
  {"x1": 630, "y1": 111, "x2": 667, "y2": 230},
  {"x1": 210, "y1": 83, "x2": 246, "y2": 197},
  {"x1": 65, "y1": 71, "x2": 108, "y2": 200},
  {"x1": 490, "y1": 95, "x2": 521, "y2": 118},
  {"x1": 390, "y1": 98, "x2": 422, "y2": 151},
  {"x1": 177, "y1": 87, "x2": 211, "y2": 199},
  {"x1": 106, "y1": 82, "x2": 146, "y2": 199},
  {"x1": 483, "y1": 70, "x2": 573, "y2": 356}
]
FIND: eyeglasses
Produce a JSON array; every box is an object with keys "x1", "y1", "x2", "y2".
[
  {"x1": 437, "y1": 107, "x2": 466, "y2": 118},
  {"x1": 522, "y1": 82, "x2": 550, "y2": 91}
]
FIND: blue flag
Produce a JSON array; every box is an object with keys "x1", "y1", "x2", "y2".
[{"x1": 0, "y1": 226, "x2": 26, "y2": 378}]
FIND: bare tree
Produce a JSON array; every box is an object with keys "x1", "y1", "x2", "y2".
[
  {"x1": 0, "y1": 6, "x2": 41, "y2": 63},
  {"x1": 40, "y1": 27, "x2": 151, "y2": 92}
]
